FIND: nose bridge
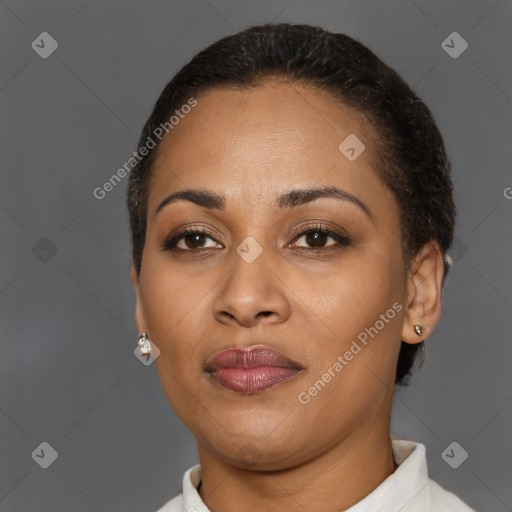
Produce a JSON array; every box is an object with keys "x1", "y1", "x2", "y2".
[
  {"x1": 235, "y1": 234, "x2": 266, "y2": 266},
  {"x1": 212, "y1": 232, "x2": 289, "y2": 326},
  {"x1": 227, "y1": 233, "x2": 274, "y2": 297}
]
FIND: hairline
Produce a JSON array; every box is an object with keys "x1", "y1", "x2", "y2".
[{"x1": 135, "y1": 78, "x2": 411, "y2": 273}]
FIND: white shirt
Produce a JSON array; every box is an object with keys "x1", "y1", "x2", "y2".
[{"x1": 155, "y1": 439, "x2": 476, "y2": 511}]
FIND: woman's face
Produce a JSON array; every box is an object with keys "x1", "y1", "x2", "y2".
[{"x1": 132, "y1": 82, "x2": 414, "y2": 470}]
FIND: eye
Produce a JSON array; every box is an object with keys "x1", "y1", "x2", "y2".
[
  {"x1": 162, "y1": 224, "x2": 351, "y2": 253},
  {"x1": 162, "y1": 227, "x2": 223, "y2": 251},
  {"x1": 290, "y1": 224, "x2": 351, "y2": 250}
]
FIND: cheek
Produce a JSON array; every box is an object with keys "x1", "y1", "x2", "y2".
[
  {"x1": 138, "y1": 267, "x2": 212, "y2": 422},
  {"x1": 300, "y1": 248, "x2": 405, "y2": 382},
  {"x1": 311, "y1": 250, "x2": 400, "y2": 329},
  {"x1": 138, "y1": 263, "x2": 206, "y2": 357}
]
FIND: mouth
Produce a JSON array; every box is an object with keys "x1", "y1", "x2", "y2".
[{"x1": 205, "y1": 345, "x2": 304, "y2": 395}]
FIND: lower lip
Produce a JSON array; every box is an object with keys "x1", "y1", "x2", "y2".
[{"x1": 209, "y1": 366, "x2": 301, "y2": 394}]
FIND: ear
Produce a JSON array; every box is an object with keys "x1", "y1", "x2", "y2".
[
  {"x1": 130, "y1": 264, "x2": 147, "y2": 334},
  {"x1": 401, "y1": 240, "x2": 445, "y2": 344}
]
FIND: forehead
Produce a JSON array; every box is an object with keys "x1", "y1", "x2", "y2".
[{"x1": 147, "y1": 82, "x2": 392, "y2": 214}]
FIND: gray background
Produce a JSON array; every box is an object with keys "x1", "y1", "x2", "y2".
[{"x1": 1, "y1": 1, "x2": 511, "y2": 511}]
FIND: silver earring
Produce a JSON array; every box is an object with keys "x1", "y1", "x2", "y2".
[{"x1": 138, "y1": 332, "x2": 151, "y2": 355}]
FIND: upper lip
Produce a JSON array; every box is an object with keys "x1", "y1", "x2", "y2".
[{"x1": 205, "y1": 345, "x2": 303, "y2": 372}]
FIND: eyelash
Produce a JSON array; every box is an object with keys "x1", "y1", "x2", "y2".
[{"x1": 162, "y1": 223, "x2": 351, "y2": 253}]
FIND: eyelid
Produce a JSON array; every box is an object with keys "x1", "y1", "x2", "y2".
[{"x1": 287, "y1": 220, "x2": 350, "y2": 240}]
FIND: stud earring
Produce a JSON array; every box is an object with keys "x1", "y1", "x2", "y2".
[
  {"x1": 414, "y1": 324, "x2": 430, "y2": 337},
  {"x1": 413, "y1": 325, "x2": 429, "y2": 368},
  {"x1": 138, "y1": 332, "x2": 151, "y2": 355}
]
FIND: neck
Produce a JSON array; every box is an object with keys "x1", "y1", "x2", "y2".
[{"x1": 197, "y1": 421, "x2": 398, "y2": 512}]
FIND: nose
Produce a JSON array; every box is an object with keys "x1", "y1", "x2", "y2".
[{"x1": 212, "y1": 249, "x2": 291, "y2": 328}]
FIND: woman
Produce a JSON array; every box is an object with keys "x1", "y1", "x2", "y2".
[{"x1": 127, "y1": 23, "x2": 476, "y2": 511}]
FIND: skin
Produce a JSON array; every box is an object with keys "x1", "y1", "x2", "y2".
[{"x1": 130, "y1": 81, "x2": 445, "y2": 511}]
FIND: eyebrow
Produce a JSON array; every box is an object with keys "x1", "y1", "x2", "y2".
[{"x1": 154, "y1": 186, "x2": 374, "y2": 222}]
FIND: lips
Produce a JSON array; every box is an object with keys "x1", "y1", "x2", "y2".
[{"x1": 205, "y1": 345, "x2": 303, "y2": 394}]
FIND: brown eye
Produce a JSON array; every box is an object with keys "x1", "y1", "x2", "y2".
[
  {"x1": 290, "y1": 225, "x2": 351, "y2": 250},
  {"x1": 298, "y1": 230, "x2": 332, "y2": 248},
  {"x1": 162, "y1": 228, "x2": 223, "y2": 251}
]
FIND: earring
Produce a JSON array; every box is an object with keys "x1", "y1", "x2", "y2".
[
  {"x1": 413, "y1": 325, "x2": 428, "y2": 369},
  {"x1": 138, "y1": 332, "x2": 151, "y2": 355},
  {"x1": 414, "y1": 324, "x2": 430, "y2": 337}
]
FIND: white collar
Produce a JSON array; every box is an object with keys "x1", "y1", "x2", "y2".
[{"x1": 160, "y1": 439, "x2": 474, "y2": 511}]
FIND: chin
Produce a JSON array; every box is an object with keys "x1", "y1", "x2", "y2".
[{"x1": 198, "y1": 425, "x2": 310, "y2": 470}]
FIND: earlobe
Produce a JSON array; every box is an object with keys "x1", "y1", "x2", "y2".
[{"x1": 401, "y1": 241, "x2": 444, "y2": 344}]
